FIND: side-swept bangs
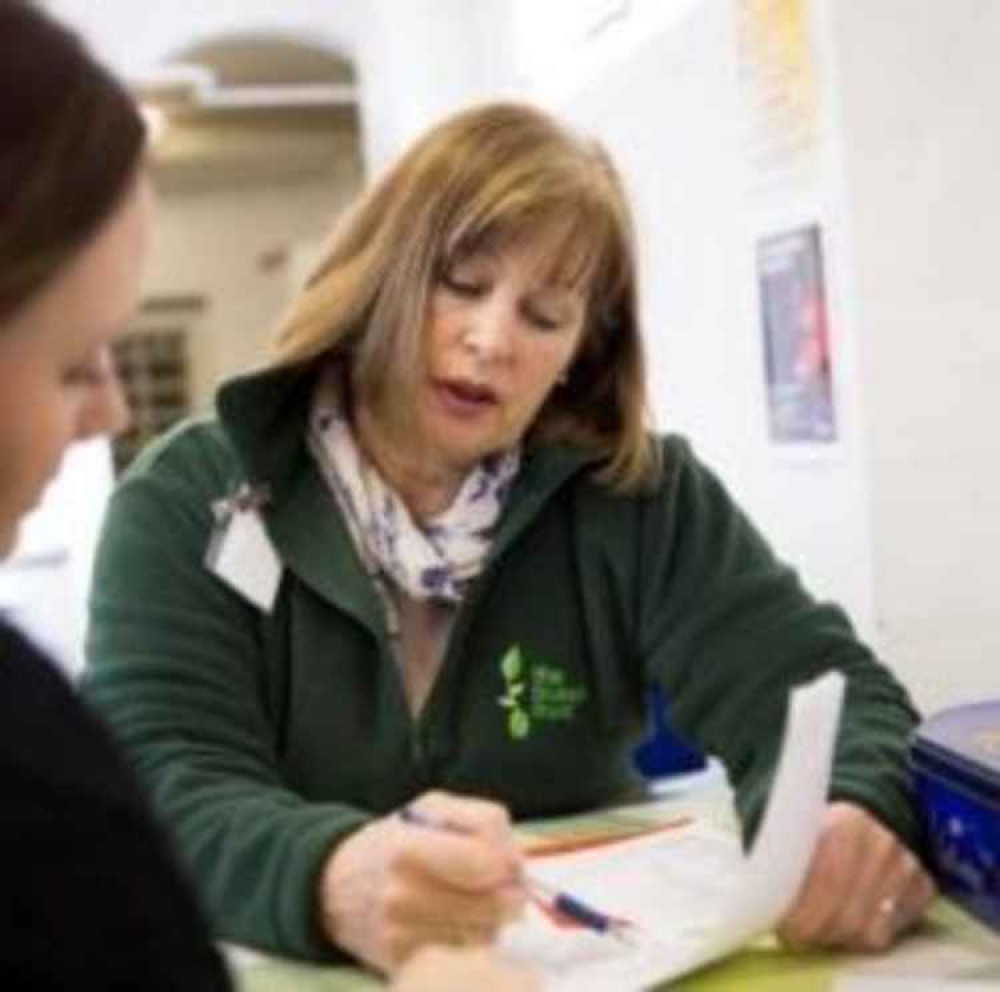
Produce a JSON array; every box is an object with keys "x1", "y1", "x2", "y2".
[{"x1": 271, "y1": 102, "x2": 659, "y2": 491}]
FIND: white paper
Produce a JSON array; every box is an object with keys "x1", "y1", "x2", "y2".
[
  {"x1": 205, "y1": 509, "x2": 282, "y2": 613},
  {"x1": 500, "y1": 671, "x2": 846, "y2": 991},
  {"x1": 834, "y1": 981, "x2": 1000, "y2": 992}
]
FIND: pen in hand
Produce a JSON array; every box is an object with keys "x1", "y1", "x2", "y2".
[{"x1": 399, "y1": 806, "x2": 639, "y2": 946}]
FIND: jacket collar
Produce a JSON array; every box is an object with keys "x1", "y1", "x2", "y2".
[
  {"x1": 216, "y1": 362, "x2": 318, "y2": 500},
  {"x1": 217, "y1": 363, "x2": 383, "y2": 630},
  {"x1": 215, "y1": 363, "x2": 596, "y2": 625}
]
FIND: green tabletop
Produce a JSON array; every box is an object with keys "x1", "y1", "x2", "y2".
[
  {"x1": 231, "y1": 780, "x2": 1000, "y2": 991},
  {"x1": 233, "y1": 908, "x2": 998, "y2": 992},
  {"x1": 234, "y1": 943, "x2": 839, "y2": 992}
]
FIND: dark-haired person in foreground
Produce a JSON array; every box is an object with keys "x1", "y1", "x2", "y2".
[
  {"x1": 0, "y1": 3, "x2": 528, "y2": 988},
  {"x1": 0, "y1": 1, "x2": 230, "y2": 987}
]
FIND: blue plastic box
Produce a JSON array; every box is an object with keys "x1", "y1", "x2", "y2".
[{"x1": 911, "y1": 700, "x2": 1000, "y2": 932}]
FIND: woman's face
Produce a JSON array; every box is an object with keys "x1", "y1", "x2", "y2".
[
  {"x1": 411, "y1": 239, "x2": 587, "y2": 473},
  {"x1": 0, "y1": 176, "x2": 152, "y2": 556}
]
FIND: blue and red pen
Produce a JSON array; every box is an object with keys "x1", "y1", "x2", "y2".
[{"x1": 399, "y1": 805, "x2": 638, "y2": 945}]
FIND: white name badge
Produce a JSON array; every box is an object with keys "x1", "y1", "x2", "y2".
[{"x1": 205, "y1": 508, "x2": 282, "y2": 613}]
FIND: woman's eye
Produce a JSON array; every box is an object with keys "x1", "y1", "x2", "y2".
[
  {"x1": 527, "y1": 311, "x2": 561, "y2": 331},
  {"x1": 61, "y1": 346, "x2": 114, "y2": 387},
  {"x1": 61, "y1": 361, "x2": 107, "y2": 387},
  {"x1": 524, "y1": 300, "x2": 572, "y2": 331},
  {"x1": 440, "y1": 269, "x2": 485, "y2": 297}
]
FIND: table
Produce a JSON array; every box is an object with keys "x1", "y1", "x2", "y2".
[
  {"x1": 233, "y1": 902, "x2": 1000, "y2": 991},
  {"x1": 232, "y1": 773, "x2": 1000, "y2": 991}
]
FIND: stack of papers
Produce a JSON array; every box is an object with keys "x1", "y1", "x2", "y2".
[{"x1": 500, "y1": 672, "x2": 846, "y2": 990}]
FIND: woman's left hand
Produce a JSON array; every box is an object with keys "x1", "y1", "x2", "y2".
[{"x1": 777, "y1": 801, "x2": 936, "y2": 952}]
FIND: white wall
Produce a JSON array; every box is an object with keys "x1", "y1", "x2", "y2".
[
  {"x1": 0, "y1": 440, "x2": 116, "y2": 675},
  {"x1": 518, "y1": 0, "x2": 1000, "y2": 709},
  {"x1": 831, "y1": 0, "x2": 1000, "y2": 710},
  {"x1": 352, "y1": 0, "x2": 517, "y2": 174},
  {"x1": 514, "y1": 0, "x2": 876, "y2": 638},
  {"x1": 43, "y1": 0, "x2": 359, "y2": 77}
]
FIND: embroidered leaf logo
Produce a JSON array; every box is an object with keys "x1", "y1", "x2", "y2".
[
  {"x1": 500, "y1": 645, "x2": 523, "y2": 681},
  {"x1": 497, "y1": 645, "x2": 589, "y2": 741},
  {"x1": 508, "y1": 709, "x2": 530, "y2": 740},
  {"x1": 498, "y1": 644, "x2": 530, "y2": 740}
]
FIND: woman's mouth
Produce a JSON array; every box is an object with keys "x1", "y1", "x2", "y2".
[{"x1": 432, "y1": 378, "x2": 498, "y2": 419}]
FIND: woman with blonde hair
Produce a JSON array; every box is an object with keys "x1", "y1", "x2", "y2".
[{"x1": 86, "y1": 99, "x2": 934, "y2": 976}]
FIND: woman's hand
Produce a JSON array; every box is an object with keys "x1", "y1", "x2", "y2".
[
  {"x1": 391, "y1": 947, "x2": 540, "y2": 992},
  {"x1": 777, "y1": 801, "x2": 936, "y2": 952},
  {"x1": 318, "y1": 791, "x2": 526, "y2": 974}
]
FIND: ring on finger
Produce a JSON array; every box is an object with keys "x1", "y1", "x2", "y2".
[{"x1": 877, "y1": 895, "x2": 898, "y2": 919}]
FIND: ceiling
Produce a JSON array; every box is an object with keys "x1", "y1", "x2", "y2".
[{"x1": 135, "y1": 33, "x2": 362, "y2": 192}]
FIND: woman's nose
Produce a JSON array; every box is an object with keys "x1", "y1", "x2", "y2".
[
  {"x1": 462, "y1": 299, "x2": 513, "y2": 361},
  {"x1": 76, "y1": 363, "x2": 130, "y2": 442}
]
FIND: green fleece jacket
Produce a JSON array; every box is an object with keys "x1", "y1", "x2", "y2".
[{"x1": 84, "y1": 362, "x2": 921, "y2": 961}]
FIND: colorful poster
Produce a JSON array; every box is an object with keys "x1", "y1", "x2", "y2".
[
  {"x1": 736, "y1": 0, "x2": 820, "y2": 197},
  {"x1": 757, "y1": 224, "x2": 836, "y2": 443}
]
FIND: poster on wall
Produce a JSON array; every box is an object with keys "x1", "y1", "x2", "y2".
[
  {"x1": 736, "y1": 0, "x2": 820, "y2": 200},
  {"x1": 756, "y1": 223, "x2": 836, "y2": 444}
]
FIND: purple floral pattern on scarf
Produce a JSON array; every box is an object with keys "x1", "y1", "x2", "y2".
[{"x1": 308, "y1": 363, "x2": 520, "y2": 607}]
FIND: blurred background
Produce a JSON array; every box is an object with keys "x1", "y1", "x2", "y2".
[{"x1": 5, "y1": 0, "x2": 998, "y2": 720}]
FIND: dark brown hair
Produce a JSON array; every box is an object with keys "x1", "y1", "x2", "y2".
[
  {"x1": 273, "y1": 101, "x2": 659, "y2": 491},
  {"x1": 0, "y1": 0, "x2": 145, "y2": 322}
]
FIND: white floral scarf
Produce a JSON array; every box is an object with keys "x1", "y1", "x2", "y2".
[{"x1": 308, "y1": 365, "x2": 520, "y2": 610}]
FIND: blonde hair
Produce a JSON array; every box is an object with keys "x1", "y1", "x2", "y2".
[{"x1": 271, "y1": 101, "x2": 659, "y2": 492}]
